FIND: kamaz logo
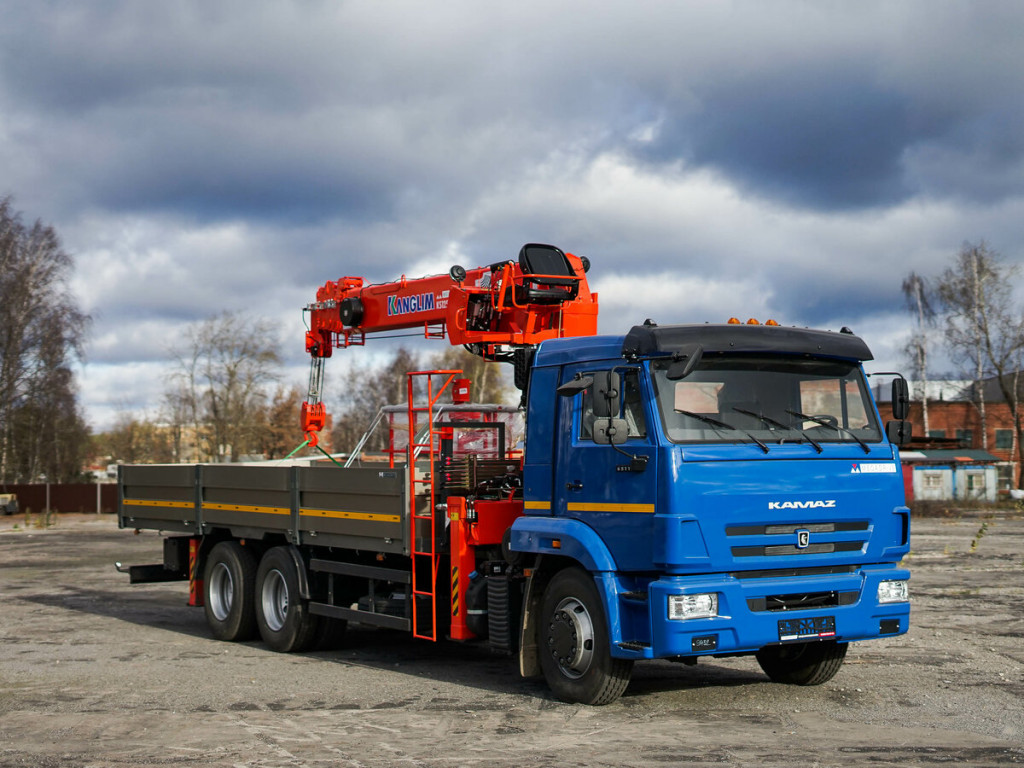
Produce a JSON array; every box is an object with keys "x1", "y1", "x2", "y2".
[
  {"x1": 387, "y1": 292, "x2": 436, "y2": 316},
  {"x1": 768, "y1": 500, "x2": 837, "y2": 510}
]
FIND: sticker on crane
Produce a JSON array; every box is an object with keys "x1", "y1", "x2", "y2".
[{"x1": 387, "y1": 292, "x2": 436, "y2": 316}]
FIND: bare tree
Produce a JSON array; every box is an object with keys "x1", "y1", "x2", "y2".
[
  {"x1": 937, "y1": 241, "x2": 1024, "y2": 482},
  {"x1": 0, "y1": 197, "x2": 90, "y2": 482},
  {"x1": 330, "y1": 347, "x2": 422, "y2": 454},
  {"x1": 166, "y1": 311, "x2": 282, "y2": 462},
  {"x1": 327, "y1": 346, "x2": 517, "y2": 454},
  {"x1": 259, "y1": 385, "x2": 305, "y2": 460},
  {"x1": 902, "y1": 271, "x2": 937, "y2": 436}
]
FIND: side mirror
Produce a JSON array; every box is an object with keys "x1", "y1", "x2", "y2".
[
  {"x1": 594, "y1": 418, "x2": 628, "y2": 446},
  {"x1": 891, "y1": 378, "x2": 910, "y2": 420},
  {"x1": 886, "y1": 420, "x2": 913, "y2": 446},
  {"x1": 592, "y1": 371, "x2": 621, "y2": 418},
  {"x1": 557, "y1": 374, "x2": 593, "y2": 397},
  {"x1": 666, "y1": 344, "x2": 703, "y2": 380}
]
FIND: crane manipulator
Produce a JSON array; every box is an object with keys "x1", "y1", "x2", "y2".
[{"x1": 300, "y1": 243, "x2": 599, "y2": 446}]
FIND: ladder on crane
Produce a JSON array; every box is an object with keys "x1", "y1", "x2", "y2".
[{"x1": 406, "y1": 369, "x2": 460, "y2": 641}]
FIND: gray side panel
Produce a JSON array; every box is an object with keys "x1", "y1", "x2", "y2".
[
  {"x1": 200, "y1": 465, "x2": 293, "y2": 534},
  {"x1": 117, "y1": 463, "x2": 411, "y2": 555},
  {"x1": 298, "y1": 466, "x2": 407, "y2": 554},
  {"x1": 119, "y1": 464, "x2": 197, "y2": 533}
]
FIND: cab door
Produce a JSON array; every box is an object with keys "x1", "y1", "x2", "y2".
[{"x1": 555, "y1": 364, "x2": 658, "y2": 571}]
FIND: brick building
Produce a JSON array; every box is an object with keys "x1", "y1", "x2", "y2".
[{"x1": 874, "y1": 378, "x2": 1022, "y2": 491}]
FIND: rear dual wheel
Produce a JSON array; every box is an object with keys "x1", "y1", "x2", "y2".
[
  {"x1": 255, "y1": 546, "x2": 323, "y2": 653},
  {"x1": 203, "y1": 541, "x2": 258, "y2": 642}
]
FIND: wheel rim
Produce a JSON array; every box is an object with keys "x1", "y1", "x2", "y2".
[
  {"x1": 546, "y1": 596, "x2": 595, "y2": 679},
  {"x1": 208, "y1": 562, "x2": 234, "y2": 622},
  {"x1": 261, "y1": 568, "x2": 289, "y2": 632}
]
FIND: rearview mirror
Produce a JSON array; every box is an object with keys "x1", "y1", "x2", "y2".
[
  {"x1": 592, "y1": 371, "x2": 621, "y2": 418},
  {"x1": 891, "y1": 378, "x2": 910, "y2": 420},
  {"x1": 886, "y1": 419, "x2": 912, "y2": 446},
  {"x1": 594, "y1": 418, "x2": 628, "y2": 446}
]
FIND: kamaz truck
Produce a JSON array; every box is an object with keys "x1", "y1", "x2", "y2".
[{"x1": 118, "y1": 244, "x2": 912, "y2": 705}]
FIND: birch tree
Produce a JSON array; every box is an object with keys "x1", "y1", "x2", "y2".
[
  {"x1": 937, "y1": 241, "x2": 1024, "y2": 482},
  {"x1": 0, "y1": 197, "x2": 90, "y2": 482},
  {"x1": 902, "y1": 271, "x2": 936, "y2": 436},
  {"x1": 166, "y1": 311, "x2": 281, "y2": 462}
]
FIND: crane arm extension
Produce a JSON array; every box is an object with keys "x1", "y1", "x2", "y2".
[{"x1": 300, "y1": 243, "x2": 599, "y2": 444}]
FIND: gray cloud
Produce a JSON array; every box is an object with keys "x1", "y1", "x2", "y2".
[{"x1": 2, "y1": 1, "x2": 1023, "y2": 428}]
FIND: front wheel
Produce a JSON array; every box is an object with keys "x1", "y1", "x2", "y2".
[
  {"x1": 756, "y1": 640, "x2": 848, "y2": 685},
  {"x1": 538, "y1": 568, "x2": 633, "y2": 705},
  {"x1": 255, "y1": 547, "x2": 321, "y2": 653}
]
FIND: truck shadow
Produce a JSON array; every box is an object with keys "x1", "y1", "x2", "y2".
[{"x1": 17, "y1": 586, "x2": 768, "y2": 702}]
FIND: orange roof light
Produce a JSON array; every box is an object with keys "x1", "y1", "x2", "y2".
[
  {"x1": 727, "y1": 317, "x2": 741, "y2": 324},
  {"x1": 746, "y1": 318, "x2": 760, "y2": 325},
  {"x1": 765, "y1": 319, "x2": 779, "y2": 326}
]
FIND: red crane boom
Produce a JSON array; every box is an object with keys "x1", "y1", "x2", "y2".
[{"x1": 301, "y1": 243, "x2": 599, "y2": 445}]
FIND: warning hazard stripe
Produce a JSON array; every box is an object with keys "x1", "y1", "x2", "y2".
[
  {"x1": 122, "y1": 498, "x2": 192, "y2": 510},
  {"x1": 567, "y1": 502, "x2": 655, "y2": 514},
  {"x1": 203, "y1": 502, "x2": 289, "y2": 515},
  {"x1": 124, "y1": 499, "x2": 399, "y2": 523},
  {"x1": 299, "y1": 508, "x2": 401, "y2": 523}
]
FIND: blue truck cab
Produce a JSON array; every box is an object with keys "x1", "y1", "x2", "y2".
[{"x1": 510, "y1": 321, "x2": 912, "y2": 705}]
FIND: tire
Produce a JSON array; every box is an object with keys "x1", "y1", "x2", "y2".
[
  {"x1": 255, "y1": 546, "x2": 321, "y2": 653},
  {"x1": 538, "y1": 568, "x2": 633, "y2": 705},
  {"x1": 756, "y1": 640, "x2": 848, "y2": 685},
  {"x1": 203, "y1": 541, "x2": 257, "y2": 642}
]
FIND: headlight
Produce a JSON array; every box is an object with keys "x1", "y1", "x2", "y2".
[
  {"x1": 877, "y1": 579, "x2": 909, "y2": 604},
  {"x1": 668, "y1": 593, "x2": 718, "y2": 620}
]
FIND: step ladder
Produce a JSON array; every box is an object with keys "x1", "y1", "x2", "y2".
[{"x1": 406, "y1": 369, "x2": 460, "y2": 641}]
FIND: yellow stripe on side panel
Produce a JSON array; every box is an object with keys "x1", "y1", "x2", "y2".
[
  {"x1": 567, "y1": 502, "x2": 655, "y2": 514},
  {"x1": 123, "y1": 499, "x2": 193, "y2": 510},
  {"x1": 524, "y1": 501, "x2": 551, "y2": 511},
  {"x1": 299, "y1": 508, "x2": 402, "y2": 524},
  {"x1": 202, "y1": 502, "x2": 290, "y2": 516}
]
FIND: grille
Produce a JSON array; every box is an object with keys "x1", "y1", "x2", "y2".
[
  {"x1": 727, "y1": 520, "x2": 868, "y2": 558},
  {"x1": 747, "y1": 590, "x2": 858, "y2": 612}
]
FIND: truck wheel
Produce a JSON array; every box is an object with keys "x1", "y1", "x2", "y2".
[
  {"x1": 756, "y1": 640, "x2": 848, "y2": 685},
  {"x1": 538, "y1": 568, "x2": 633, "y2": 705},
  {"x1": 203, "y1": 541, "x2": 257, "y2": 642},
  {"x1": 255, "y1": 547, "x2": 321, "y2": 653}
]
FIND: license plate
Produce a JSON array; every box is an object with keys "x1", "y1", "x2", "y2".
[{"x1": 778, "y1": 615, "x2": 836, "y2": 642}]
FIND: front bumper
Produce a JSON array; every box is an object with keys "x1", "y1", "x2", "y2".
[{"x1": 608, "y1": 564, "x2": 910, "y2": 659}]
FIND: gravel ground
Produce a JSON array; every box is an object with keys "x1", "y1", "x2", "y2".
[{"x1": 0, "y1": 511, "x2": 1022, "y2": 767}]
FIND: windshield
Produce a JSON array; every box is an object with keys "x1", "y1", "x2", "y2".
[{"x1": 651, "y1": 355, "x2": 882, "y2": 447}]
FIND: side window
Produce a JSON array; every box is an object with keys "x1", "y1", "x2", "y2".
[{"x1": 579, "y1": 369, "x2": 647, "y2": 441}]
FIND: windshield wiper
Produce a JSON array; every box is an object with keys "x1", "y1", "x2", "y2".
[
  {"x1": 732, "y1": 407, "x2": 822, "y2": 453},
  {"x1": 786, "y1": 409, "x2": 870, "y2": 454},
  {"x1": 676, "y1": 409, "x2": 769, "y2": 453}
]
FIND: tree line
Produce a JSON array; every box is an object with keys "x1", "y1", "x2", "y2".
[
  {"x1": 94, "y1": 317, "x2": 515, "y2": 466},
  {"x1": 903, "y1": 240, "x2": 1024, "y2": 483},
  {"x1": 0, "y1": 198, "x2": 90, "y2": 483}
]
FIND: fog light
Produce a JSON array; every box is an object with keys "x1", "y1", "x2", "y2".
[
  {"x1": 668, "y1": 593, "x2": 718, "y2": 620},
  {"x1": 877, "y1": 579, "x2": 909, "y2": 604}
]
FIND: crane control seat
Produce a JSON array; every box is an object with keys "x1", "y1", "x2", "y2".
[{"x1": 514, "y1": 243, "x2": 581, "y2": 305}]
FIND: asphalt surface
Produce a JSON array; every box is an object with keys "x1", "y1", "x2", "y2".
[{"x1": 0, "y1": 511, "x2": 1022, "y2": 767}]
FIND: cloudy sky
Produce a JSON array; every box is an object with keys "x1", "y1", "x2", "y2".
[{"x1": 3, "y1": 1, "x2": 1024, "y2": 430}]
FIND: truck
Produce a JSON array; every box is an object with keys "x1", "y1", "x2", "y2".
[{"x1": 117, "y1": 243, "x2": 913, "y2": 705}]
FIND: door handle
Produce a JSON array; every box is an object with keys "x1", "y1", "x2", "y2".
[{"x1": 566, "y1": 481, "x2": 583, "y2": 492}]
